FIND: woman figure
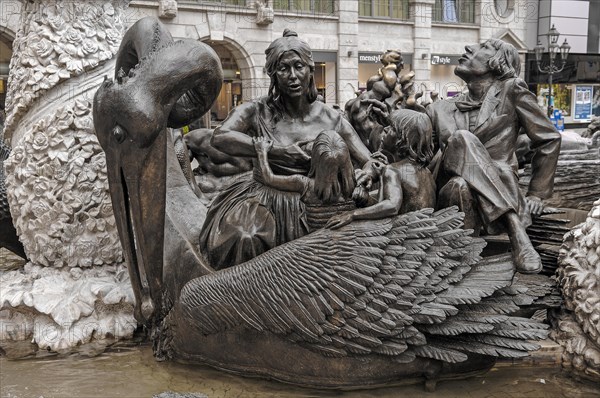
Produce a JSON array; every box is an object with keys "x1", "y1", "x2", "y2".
[
  {"x1": 200, "y1": 30, "x2": 377, "y2": 269},
  {"x1": 252, "y1": 132, "x2": 357, "y2": 233}
]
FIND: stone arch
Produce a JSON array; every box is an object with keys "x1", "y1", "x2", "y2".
[
  {"x1": 198, "y1": 36, "x2": 257, "y2": 120},
  {"x1": 0, "y1": 26, "x2": 16, "y2": 42},
  {"x1": 0, "y1": 26, "x2": 15, "y2": 114},
  {"x1": 198, "y1": 35, "x2": 260, "y2": 104}
]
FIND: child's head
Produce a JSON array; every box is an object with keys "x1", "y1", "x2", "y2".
[
  {"x1": 389, "y1": 109, "x2": 434, "y2": 167},
  {"x1": 309, "y1": 130, "x2": 355, "y2": 203}
]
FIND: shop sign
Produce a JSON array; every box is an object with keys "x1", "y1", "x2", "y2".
[
  {"x1": 431, "y1": 55, "x2": 461, "y2": 65},
  {"x1": 358, "y1": 53, "x2": 382, "y2": 64},
  {"x1": 358, "y1": 52, "x2": 413, "y2": 65},
  {"x1": 574, "y1": 86, "x2": 593, "y2": 120}
]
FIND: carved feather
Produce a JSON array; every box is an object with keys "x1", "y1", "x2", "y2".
[{"x1": 178, "y1": 207, "x2": 551, "y2": 364}]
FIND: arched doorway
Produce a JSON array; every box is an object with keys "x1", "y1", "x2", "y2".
[
  {"x1": 0, "y1": 33, "x2": 13, "y2": 118},
  {"x1": 203, "y1": 41, "x2": 245, "y2": 125}
]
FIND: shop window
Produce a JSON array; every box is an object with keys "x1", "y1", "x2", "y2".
[
  {"x1": 433, "y1": 0, "x2": 475, "y2": 24},
  {"x1": 359, "y1": 0, "x2": 409, "y2": 19},
  {"x1": 273, "y1": 0, "x2": 335, "y2": 14}
]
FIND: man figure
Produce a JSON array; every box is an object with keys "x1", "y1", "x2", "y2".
[{"x1": 426, "y1": 39, "x2": 561, "y2": 274}]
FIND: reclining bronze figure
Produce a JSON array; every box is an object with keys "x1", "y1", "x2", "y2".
[{"x1": 93, "y1": 17, "x2": 556, "y2": 389}]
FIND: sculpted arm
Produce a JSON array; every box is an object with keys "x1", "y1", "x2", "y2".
[
  {"x1": 337, "y1": 116, "x2": 372, "y2": 166},
  {"x1": 326, "y1": 168, "x2": 402, "y2": 229},
  {"x1": 211, "y1": 102, "x2": 257, "y2": 157},
  {"x1": 253, "y1": 138, "x2": 309, "y2": 194},
  {"x1": 212, "y1": 102, "x2": 310, "y2": 163},
  {"x1": 513, "y1": 78, "x2": 561, "y2": 203}
]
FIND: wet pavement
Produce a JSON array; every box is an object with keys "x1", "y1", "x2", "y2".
[{"x1": 1, "y1": 344, "x2": 600, "y2": 398}]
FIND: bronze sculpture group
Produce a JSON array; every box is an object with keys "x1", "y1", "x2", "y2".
[{"x1": 93, "y1": 17, "x2": 562, "y2": 390}]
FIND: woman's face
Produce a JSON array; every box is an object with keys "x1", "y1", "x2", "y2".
[{"x1": 276, "y1": 51, "x2": 310, "y2": 99}]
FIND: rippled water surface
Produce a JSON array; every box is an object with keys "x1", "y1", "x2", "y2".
[{"x1": 1, "y1": 345, "x2": 599, "y2": 398}]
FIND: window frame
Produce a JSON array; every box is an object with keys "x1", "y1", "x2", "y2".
[
  {"x1": 432, "y1": 0, "x2": 476, "y2": 25},
  {"x1": 272, "y1": 0, "x2": 337, "y2": 15},
  {"x1": 359, "y1": 0, "x2": 410, "y2": 20}
]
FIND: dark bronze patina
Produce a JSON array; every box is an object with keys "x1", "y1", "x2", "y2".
[
  {"x1": 426, "y1": 40, "x2": 561, "y2": 274},
  {"x1": 94, "y1": 20, "x2": 558, "y2": 390}
]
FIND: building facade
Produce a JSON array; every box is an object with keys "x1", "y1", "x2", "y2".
[
  {"x1": 524, "y1": 0, "x2": 600, "y2": 125},
  {"x1": 7, "y1": 0, "x2": 584, "y2": 121},
  {"x1": 116, "y1": 0, "x2": 532, "y2": 122}
]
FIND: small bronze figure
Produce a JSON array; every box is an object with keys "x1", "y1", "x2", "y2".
[{"x1": 326, "y1": 109, "x2": 436, "y2": 229}]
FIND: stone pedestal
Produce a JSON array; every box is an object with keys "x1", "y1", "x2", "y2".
[{"x1": 0, "y1": 0, "x2": 136, "y2": 357}]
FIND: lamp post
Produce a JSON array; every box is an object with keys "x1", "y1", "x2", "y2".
[{"x1": 534, "y1": 25, "x2": 571, "y2": 117}]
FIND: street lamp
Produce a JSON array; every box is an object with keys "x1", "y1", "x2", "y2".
[{"x1": 534, "y1": 24, "x2": 571, "y2": 117}]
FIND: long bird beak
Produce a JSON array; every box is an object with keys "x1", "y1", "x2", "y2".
[
  {"x1": 104, "y1": 123, "x2": 167, "y2": 325},
  {"x1": 94, "y1": 36, "x2": 223, "y2": 325}
]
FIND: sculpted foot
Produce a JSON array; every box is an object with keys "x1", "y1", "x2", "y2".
[
  {"x1": 512, "y1": 241, "x2": 542, "y2": 274},
  {"x1": 505, "y1": 212, "x2": 542, "y2": 274}
]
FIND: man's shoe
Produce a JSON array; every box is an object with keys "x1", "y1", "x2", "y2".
[{"x1": 513, "y1": 243, "x2": 543, "y2": 274}]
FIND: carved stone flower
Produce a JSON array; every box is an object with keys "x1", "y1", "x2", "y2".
[
  {"x1": 81, "y1": 39, "x2": 99, "y2": 56},
  {"x1": 35, "y1": 39, "x2": 54, "y2": 59},
  {"x1": 11, "y1": 147, "x2": 24, "y2": 163},
  {"x1": 77, "y1": 239, "x2": 96, "y2": 258},
  {"x1": 90, "y1": 153, "x2": 107, "y2": 172},
  {"x1": 105, "y1": 28, "x2": 120, "y2": 46},
  {"x1": 32, "y1": 177, "x2": 50, "y2": 197},
  {"x1": 99, "y1": 202, "x2": 114, "y2": 218},
  {"x1": 103, "y1": 3, "x2": 116, "y2": 16},
  {"x1": 100, "y1": 247, "x2": 116, "y2": 263},
  {"x1": 47, "y1": 15, "x2": 66, "y2": 32},
  {"x1": 31, "y1": 202, "x2": 51, "y2": 219},
  {"x1": 32, "y1": 133, "x2": 49, "y2": 151},
  {"x1": 64, "y1": 27, "x2": 83, "y2": 45}
]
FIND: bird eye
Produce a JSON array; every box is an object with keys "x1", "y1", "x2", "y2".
[{"x1": 112, "y1": 125, "x2": 126, "y2": 144}]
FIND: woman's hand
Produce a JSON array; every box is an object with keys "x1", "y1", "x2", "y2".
[
  {"x1": 325, "y1": 211, "x2": 355, "y2": 230},
  {"x1": 270, "y1": 142, "x2": 311, "y2": 164}
]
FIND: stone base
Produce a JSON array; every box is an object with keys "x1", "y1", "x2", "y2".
[
  {"x1": 550, "y1": 310, "x2": 600, "y2": 382},
  {"x1": 0, "y1": 262, "x2": 136, "y2": 358}
]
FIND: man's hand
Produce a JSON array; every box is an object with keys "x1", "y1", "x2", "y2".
[
  {"x1": 325, "y1": 212, "x2": 355, "y2": 230},
  {"x1": 526, "y1": 195, "x2": 544, "y2": 217}
]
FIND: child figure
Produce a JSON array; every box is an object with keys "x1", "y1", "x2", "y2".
[
  {"x1": 325, "y1": 109, "x2": 436, "y2": 229},
  {"x1": 253, "y1": 130, "x2": 356, "y2": 232}
]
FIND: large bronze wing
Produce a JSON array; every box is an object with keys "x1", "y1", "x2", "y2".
[{"x1": 178, "y1": 207, "x2": 548, "y2": 363}]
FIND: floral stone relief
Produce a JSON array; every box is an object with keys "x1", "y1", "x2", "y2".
[
  {"x1": 3, "y1": 1, "x2": 127, "y2": 139},
  {"x1": 552, "y1": 198, "x2": 600, "y2": 381},
  {"x1": 0, "y1": 0, "x2": 135, "y2": 357},
  {"x1": 4, "y1": 100, "x2": 123, "y2": 267}
]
